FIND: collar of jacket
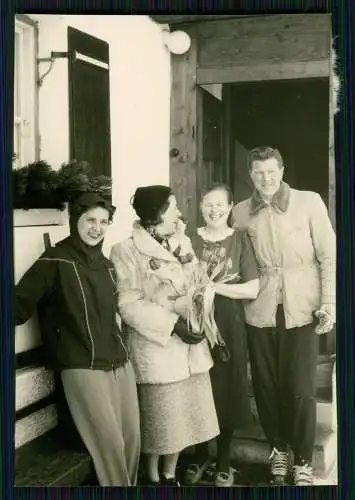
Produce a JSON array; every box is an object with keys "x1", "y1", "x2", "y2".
[
  {"x1": 57, "y1": 235, "x2": 106, "y2": 268},
  {"x1": 250, "y1": 181, "x2": 291, "y2": 215},
  {"x1": 132, "y1": 221, "x2": 179, "y2": 262}
]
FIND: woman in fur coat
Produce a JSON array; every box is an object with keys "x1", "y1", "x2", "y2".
[{"x1": 110, "y1": 185, "x2": 219, "y2": 486}]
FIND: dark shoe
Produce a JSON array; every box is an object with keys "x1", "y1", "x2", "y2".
[{"x1": 160, "y1": 475, "x2": 180, "y2": 486}]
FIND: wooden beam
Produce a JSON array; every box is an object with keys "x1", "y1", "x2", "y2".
[
  {"x1": 196, "y1": 60, "x2": 330, "y2": 84},
  {"x1": 150, "y1": 15, "x2": 245, "y2": 25},
  {"x1": 195, "y1": 14, "x2": 331, "y2": 39},
  {"x1": 195, "y1": 87, "x2": 204, "y2": 228},
  {"x1": 198, "y1": 31, "x2": 329, "y2": 69},
  {"x1": 169, "y1": 27, "x2": 199, "y2": 229}
]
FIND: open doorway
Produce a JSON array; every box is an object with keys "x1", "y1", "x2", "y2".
[
  {"x1": 198, "y1": 77, "x2": 333, "y2": 355},
  {"x1": 199, "y1": 78, "x2": 330, "y2": 207}
]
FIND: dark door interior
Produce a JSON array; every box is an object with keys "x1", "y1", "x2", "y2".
[{"x1": 228, "y1": 78, "x2": 330, "y2": 205}]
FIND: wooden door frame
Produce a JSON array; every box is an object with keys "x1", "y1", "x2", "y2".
[
  {"x1": 169, "y1": 16, "x2": 335, "y2": 230},
  {"x1": 196, "y1": 60, "x2": 330, "y2": 85}
]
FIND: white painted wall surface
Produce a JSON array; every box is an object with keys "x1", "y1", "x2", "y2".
[{"x1": 14, "y1": 14, "x2": 171, "y2": 353}]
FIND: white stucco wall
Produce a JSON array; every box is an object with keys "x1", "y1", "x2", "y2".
[{"x1": 15, "y1": 14, "x2": 171, "y2": 353}]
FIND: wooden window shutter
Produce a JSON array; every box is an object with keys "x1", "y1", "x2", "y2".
[{"x1": 68, "y1": 27, "x2": 111, "y2": 180}]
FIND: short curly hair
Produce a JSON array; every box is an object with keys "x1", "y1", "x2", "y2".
[{"x1": 247, "y1": 146, "x2": 284, "y2": 171}]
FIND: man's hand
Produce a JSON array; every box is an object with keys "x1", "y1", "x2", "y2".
[{"x1": 315, "y1": 304, "x2": 335, "y2": 335}]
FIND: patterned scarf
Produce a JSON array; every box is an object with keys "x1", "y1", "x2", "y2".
[{"x1": 147, "y1": 225, "x2": 194, "y2": 264}]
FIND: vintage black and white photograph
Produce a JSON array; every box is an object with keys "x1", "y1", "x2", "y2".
[{"x1": 13, "y1": 13, "x2": 337, "y2": 487}]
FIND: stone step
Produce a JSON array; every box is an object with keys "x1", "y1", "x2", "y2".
[
  {"x1": 180, "y1": 430, "x2": 338, "y2": 486},
  {"x1": 215, "y1": 422, "x2": 337, "y2": 478},
  {"x1": 184, "y1": 420, "x2": 337, "y2": 477},
  {"x1": 313, "y1": 447, "x2": 338, "y2": 485},
  {"x1": 177, "y1": 461, "x2": 337, "y2": 487}
]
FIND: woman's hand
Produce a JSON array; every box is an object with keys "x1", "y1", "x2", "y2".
[
  {"x1": 173, "y1": 317, "x2": 205, "y2": 344},
  {"x1": 172, "y1": 295, "x2": 192, "y2": 319}
]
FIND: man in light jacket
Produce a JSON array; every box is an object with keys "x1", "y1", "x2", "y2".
[{"x1": 231, "y1": 146, "x2": 336, "y2": 486}]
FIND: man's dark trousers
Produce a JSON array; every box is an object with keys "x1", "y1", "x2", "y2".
[{"x1": 246, "y1": 305, "x2": 317, "y2": 463}]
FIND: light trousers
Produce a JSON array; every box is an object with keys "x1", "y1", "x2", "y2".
[{"x1": 61, "y1": 361, "x2": 140, "y2": 486}]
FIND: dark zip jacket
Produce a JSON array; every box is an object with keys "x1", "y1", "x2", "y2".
[{"x1": 15, "y1": 234, "x2": 129, "y2": 371}]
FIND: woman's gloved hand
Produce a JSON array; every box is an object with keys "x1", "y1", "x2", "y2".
[
  {"x1": 172, "y1": 295, "x2": 191, "y2": 320},
  {"x1": 173, "y1": 316, "x2": 205, "y2": 345}
]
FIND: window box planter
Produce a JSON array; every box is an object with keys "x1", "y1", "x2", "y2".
[{"x1": 14, "y1": 205, "x2": 68, "y2": 228}]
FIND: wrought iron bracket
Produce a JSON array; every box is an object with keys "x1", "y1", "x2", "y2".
[{"x1": 37, "y1": 51, "x2": 68, "y2": 87}]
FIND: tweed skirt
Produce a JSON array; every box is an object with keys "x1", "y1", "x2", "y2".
[{"x1": 138, "y1": 372, "x2": 220, "y2": 455}]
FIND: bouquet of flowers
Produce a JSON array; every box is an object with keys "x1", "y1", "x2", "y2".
[
  {"x1": 146, "y1": 219, "x2": 239, "y2": 351},
  {"x1": 184, "y1": 259, "x2": 240, "y2": 349}
]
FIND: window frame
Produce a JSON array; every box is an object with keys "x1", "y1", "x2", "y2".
[
  {"x1": 13, "y1": 15, "x2": 38, "y2": 169},
  {"x1": 13, "y1": 16, "x2": 67, "y2": 227}
]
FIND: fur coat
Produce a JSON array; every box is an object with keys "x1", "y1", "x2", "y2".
[{"x1": 110, "y1": 221, "x2": 213, "y2": 384}]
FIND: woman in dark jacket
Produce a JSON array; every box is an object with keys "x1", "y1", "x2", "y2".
[{"x1": 15, "y1": 192, "x2": 140, "y2": 486}]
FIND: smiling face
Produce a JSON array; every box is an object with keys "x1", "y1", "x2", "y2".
[
  {"x1": 156, "y1": 195, "x2": 182, "y2": 237},
  {"x1": 77, "y1": 206, "x2": 110, "y2": 246},
  {"x1": 200, "y1": 188, "x2": 233, "y2": 230},
  {"x1": 250, "y1": 157, "x2": 284, "y2": 201}
]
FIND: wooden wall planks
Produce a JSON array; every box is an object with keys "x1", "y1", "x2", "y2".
[
  {"x1": 196, "y1": 14, "x2": 331, "y2": 82},
  {"x1": 16, "y1": 366, "x2": 54, "y2": 412},
  {"x1": 198, "y1": 32, "x2": 330, "y2": 68},
  {"x1": 195, "y1": 14, "x2": 331, "y2": 40},
  {"x1": 15, "y1": 405, "x2": 58, "y2": 449}
]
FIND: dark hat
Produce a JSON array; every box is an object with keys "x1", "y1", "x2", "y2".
[
  {"x1": 69, "y1": 192, "x2": 116, "y2": 225},
  {"x1": 131, "y1": 185, "x2": 172, "y2": 224}
]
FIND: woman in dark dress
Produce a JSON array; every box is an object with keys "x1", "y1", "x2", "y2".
[{"x1": 186, "y1": 183, "x2": 260, "y2": 487}]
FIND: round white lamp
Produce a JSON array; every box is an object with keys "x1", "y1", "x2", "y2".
[{"x1": 163, "y1": 30, "x2": 191, "y2": 55}]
